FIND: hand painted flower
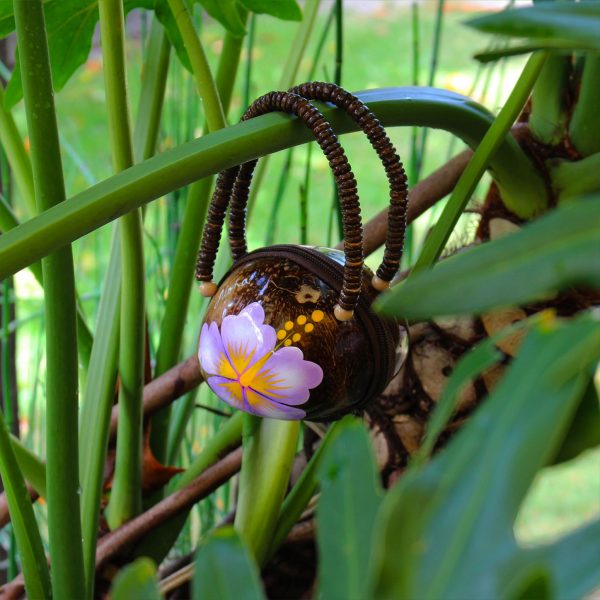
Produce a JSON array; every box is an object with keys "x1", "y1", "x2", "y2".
[{"x1": 198, "y1": 303, "x2": 323, "y2": 419}]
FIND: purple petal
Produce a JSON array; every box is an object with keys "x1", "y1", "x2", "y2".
[
  {"x1": 206, "y1": 376, "x2": 245, "y2": 410},
  {"x1": 198, "y1": 322, "x2": 226, "y2": 376},
  {"x1": 244, "y1": 388, "x2": 306, "y2": 420},
  {"x1": 251, "y1": 346, "x2": 323, "y2": 406},
  {"x1": 221, "y1": 303, "x2": 276, "y2": 373}
]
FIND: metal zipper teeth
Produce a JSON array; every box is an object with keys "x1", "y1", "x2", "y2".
[{"x1": 227, "y1": 244, "x2": 395, "y2": 403}]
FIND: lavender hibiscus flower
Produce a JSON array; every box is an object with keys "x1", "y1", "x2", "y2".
[{"x1": 198, "y1": 303, "x2": 323, "y2": 419}]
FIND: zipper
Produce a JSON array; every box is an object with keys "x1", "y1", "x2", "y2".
[{"x1": 222, "y1": 244, "x2": 397, "y2": 407}]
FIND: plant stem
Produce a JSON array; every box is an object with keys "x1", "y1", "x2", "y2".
[
  {"x1": 549, "y1": 152, "x2": 600, "y2": 202},
  {"x1": 569, "y1": 55, "x2": 600, "y2": 157},
  {"x1": 268, "y1": 420, "x2": 344, "y2": 559},
  {"x1": 167, "y1": 0, "x2": 226, "y2": 132},
  {"x1": 412, "y1": 52, "x2": 549, "y2": 274},
  {"x1": 246, "y1": 0, "x2": 322, "y2": 221},
  {"x1": 13, "y1": 1, "x2": 85, "y2": 597},
  {"x1": 0, "y1": 87, "x2": 546, "y2": 281},
  {"x1": 529, "y1": 54, "x2": 570, "y2": 145},
  {"x1": 99, "y1": 0, "x2": 146, "y2": 532},
  {"x1": 0, "y1": 408, "x2": 50, "y2": 599},
  {"x1": 0, "y1": 86, "x2": 35, "y2": 216},
  {"x1": 235, "y1": 416, "x2": 300, "y2": 565},
  {"x1": 134, "y1": 19, "x2": 171, "y2": 162},
  {"x1": 151, "y1": 18, "x2": 247, "y2": 462}
]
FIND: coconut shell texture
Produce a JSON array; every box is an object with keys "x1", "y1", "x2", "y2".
[{"x1": 198, "y1": 248, "x2": 403, "y2": 421}]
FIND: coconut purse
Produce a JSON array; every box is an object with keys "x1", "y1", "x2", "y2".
[{"x1": 196, "y1": 82, "x2": 409, "y2": 421}]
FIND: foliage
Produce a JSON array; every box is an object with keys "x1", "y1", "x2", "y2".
[{"x1": 0, "y1": 0, "x2": 597, "y2": 598}]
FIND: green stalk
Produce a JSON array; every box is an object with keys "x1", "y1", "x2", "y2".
[
  {"x1": 414, "y1": 0, "x2": 445, "y2": 179},
  {"x1": 0, "y1": 104, "x2": 93, "y2": 370},
  {"x1": 529, "y1": 54, "x2": 570, "y2": 145},
  {"x1": 246, "y1": 0, "x2": 322, "y2": 221},
  {"x1": 79, "y1": 15, "x2": 170, "y2": 592},
  {"x1": 235, "y1": 416, "x2": 300, "y2": 565},
  {"x1": 0, "y1": 86, "x2": 35, "y2": 216},
  {"x1": 10, "y1": 434, "x2": 46, "y2": 498},
  {"x1": 549, "y1": 152, "x2": 600, "y2": 202},
  {"x1": 268, "y1": 420, "x2": 344, "y2": 559},
  {"x1": 13, "y1": 1, "x2": 85, "y2": 597},
  {"x1": 151, "y1": 18, "x2": 247, "y2": 461},
  {"x1": 99, "y1": 0, "x2": 146, "y2": 531},
  {"x1": 242, "y1": 13, "x2": 256, "y2": 112},
  {"x1": 265, "y1": 3, "x2": 335, "y2": 246},
  {"x1": 569, "y1": 55, "x2": 600, "y2": 157},
  {"x1": 0, "y1": 409, "x2": 50, "y2": 599},
  {"x1": 0, "y1": 87, "x2": 547, "y2": 281},
  {"x1": 412, "y1": 52, "x2": 549, "y2": 274},
  {"x1": 134, "y1": 19, "x2": 171, "y2": 162},
  {"x1": 167, "y1": 0, "x2": 226, "y2": 132}
]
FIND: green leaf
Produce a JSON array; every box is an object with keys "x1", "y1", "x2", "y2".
[
  {"x1": 240, "y1": 0, "x2": 302, "y2": 21},
  {"x1": 376, "y1": 198, "x2": 600, "y2": 320},
  {"x1": 198, "y1": 0, "x2": 247, "y2": 37},
  {"x1": 467, "y1": 3, "x2": 600, "y2": 48},
  {"x1": 316, "y1": 416, "x2": 383, "y2": 600},
  {"x1": 110, "y1": 558, "x2": 162, "y2": 600},
  {"x1": 5, "y1": 0, "x2": 99, "y2": 107},
  {"x1": 527, "y1": 519, "x2": 600, "y2": 600},
  {"x1": 3, "y1": 0, "x2": 190, "y2": 106},
  {"x1": 193, "y1": 527, "x2": 265, "y2": 600},
  {"x1": 552, "y1": 378, "x2": 600, "y2": 464},
  {"x1": 371, "y1": 314, "x2": 600, "y2": 600}
]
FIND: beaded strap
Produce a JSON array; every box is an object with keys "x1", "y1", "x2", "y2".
[
  {"x1": 196, "y1": 91, "x2": 364, "y2": 318},
  {"x1": 289, "y1": 82, "x2": 408, "y2": 289}
]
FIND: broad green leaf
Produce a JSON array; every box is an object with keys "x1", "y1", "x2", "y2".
[
  {"x1": 316, "y1": 416, "x2": 383, "y2": 600},
  {"x1": 193, "y1": 527, "x2": 265, "y2": 600},
  {"x1": 376, "y1": 198, "x2": 600, "y2": 320},
  {"x1": 110, "y1": 558, "x2": 162, "y2": 600},
  {"x1": 3, "y1": 0, "x2": 190, "y2": 106},
  {"x1": 474, "y1": 40, "x2": 600, "y2": 63},
  {"x1": 372, "y1": 314, "x2": 600, "y2": 600},
  {"x1": 5, "y1": 0, "x2": 99, "y2": 107},
  {"x1": 240, "y1": 0, "x2": 302, "y2": 21},
  {"x1": 198, "y1": 0, "x2": 247, "y2": 37},
  {"x1": 467, "y1": 3, "x2": 600, "y2": 48},
  {"x1": 527, "y1": 519, "x2": 600, "y2": 600},
  {"x1": 553, "y1": 378, "x2": 600, "y2": 464}
]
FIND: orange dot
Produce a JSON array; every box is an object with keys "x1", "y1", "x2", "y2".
[
  {"x1": 292, "y1": 333, "x2": 301, "y2": 342},
  {"x1": 284, "y1": 339, "x2": 292, "y2": 346},
  {"x1": 285, "y1": 321, "x2": 294, "y2": 331},
  {"x1": 297, "y1": 315, "x2": 307, "y2": 325},
  {"x1": 304, "y1": 323, "x2": 314, "y2": 333},
  {"x1": 277, "y1": 330, "x2": 286, "y2": 340},
  {"x1": 311, "y1": 310, "x2": 324, "y2": 322}
]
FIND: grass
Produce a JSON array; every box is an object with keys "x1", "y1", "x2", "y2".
[{"x1": 5, "y1": 1, "x2": 598, "y2": 553}]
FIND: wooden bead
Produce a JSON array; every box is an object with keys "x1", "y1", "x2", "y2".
[
  {"x1": 199, "y1": 282, "x2": 218, "y2": 297},
  {"x1": 371, "y1": 275, "x2": 390, "y2": 292},
  {"x1": 334, "y1": 304, "x2": 354, "y2": 321}
]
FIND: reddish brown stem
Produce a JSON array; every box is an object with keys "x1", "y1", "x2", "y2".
[{"x1": 95, "y1": 447, "x2": 242, "y2": 572}]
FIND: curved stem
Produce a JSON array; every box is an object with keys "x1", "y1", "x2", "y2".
[
  {"x1": 234, "y1": 416, "x2": 300, "y2": 565},
  {"x1": 98, "y1": 0, "x2": 146, "y2": 534},
  {"x1": 0, "y1": 86, "x2": 546, "y2": 280},
  {"x1": 13, "y1": 1, "x2": 85, "y2": 597}
]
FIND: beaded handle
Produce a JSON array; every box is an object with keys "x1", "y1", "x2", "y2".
[
  {"x1": 196, "y1": 91, "x2": 363, "y2": 321},
  {"x1": 227, "y1": 82, "x2": 408, "y2": 291},
  {"x1": 289, "y1": 82, "x2": 408, "y2": 290}
]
